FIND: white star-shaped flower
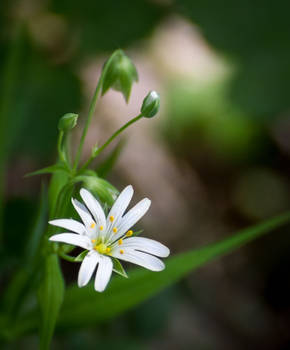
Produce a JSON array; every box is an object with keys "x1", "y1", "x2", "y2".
[{"x1": 49, "y1": 185, "x2": 170, "y2": 292}]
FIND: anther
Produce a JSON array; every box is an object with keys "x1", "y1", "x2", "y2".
[
  {"x1": 120, "y1": 249, "x2": 124, "y2": 254},
  {"x1": 113, "y1": 227, "x2": 118, "y2": 233},
  {"x1": 109, "y1": 216, "x2": 114, "y2": 222},
  {"x1": 99, "y1": 225, "x2": 104, "y2": 231},
  {"x1": 118, "y1": 239, "x2": 123, "y2": 245},
  {"x1": 91, "y1": 239, "x2": 96, "y2": 243},
  {"x1": 126, "y1": 230, "x2": 133, "y2": 237},
  {"x1": 90, "y1": 222, "x2": 95, "y2": 228},
  {"x1": 106, "y1": 247, "x2": 111, "y2": 253}
]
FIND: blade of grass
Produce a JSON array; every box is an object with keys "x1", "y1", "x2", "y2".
[{"x1": 4, "y1": 211, "x2": 290, "y2": 338}]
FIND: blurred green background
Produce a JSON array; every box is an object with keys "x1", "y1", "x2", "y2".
[{"x1": 1, "y1": 0, "x2": 290, "y2": 349}]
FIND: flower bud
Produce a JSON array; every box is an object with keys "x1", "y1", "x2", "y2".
[
  {"x1": 140, "y1": 91, "x2": 160, "y2": 118},
  {"x1": 102, "y1": 50, "x2": 138, "y2": 102},
  {"x1": 77, "y1": 173, "x2": 119, "y2": 206},
  {"x1": 58, "y1": 113, "x2": 78, "y2": 132}
]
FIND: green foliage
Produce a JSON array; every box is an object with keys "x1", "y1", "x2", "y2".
[
  {"x1": 56, "y1": 212, "x2": 290, "y2": 329},
  {"x1": 5, "y1": 211, "x2": 290, "y2": 339},
  {"x1": 163, "y1": 80, "x2": 266, "y2": 163},
  {"x1": 38, "y1": 254, "x2": 65, "y2": 350},
  {"x1": 176, "y1": 0, "x2": 290, "y2": 117},
  {"x1": 7, "y1": 41, "x2": 82, "y2": 158},
  {"x1": 96, "y1": 139, "x2": 125, "y2": 178},
  {"x1": 74, "y1": 250, "x2": 89, "y2": 262},
  {"x1": 112, "y1": 257, "x2": 128, "y2": 278},
  {"x1": 25, "y1": 164, "x2": 69, "y2": 178}
]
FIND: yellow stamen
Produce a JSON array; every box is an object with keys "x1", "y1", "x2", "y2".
[
  {"x1": 91, "y1": 239, "x2": 96, "y2": 243},
  {"x1": 109, "y1": 216, "x2": 114, "y2": 222},
  {"x1": 90, "y1": 222, "x2": 95, "y2": 229},
  {"x1": 126, "y1": 230, "x2": 133, "y2": 237},
  {"x1": 118, "y1": 239, "x2": 123, "y2": 245},
  {"x1": 120, "y1": 249, "x2": 124, "y2": 254},
  {"x1": 106, "y1": 247, "x2": 111, "y2": 254},
  {"x1": 113, "y1": 227, "x2": 118, "y2": 233},
  {"x1": 99, "y1": 225, "x2": 104, "y2": 231},
  {"x1": 94, "y1": 243, "x2": 107, "y2": 254}
]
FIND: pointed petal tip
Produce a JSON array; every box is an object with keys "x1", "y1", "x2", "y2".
[
  {"x1": 124, "y1": 184, "x2": 134, "y2": 192},
  {"x1": 49, "y1": 235, "x2": 58, "y2": 241}
]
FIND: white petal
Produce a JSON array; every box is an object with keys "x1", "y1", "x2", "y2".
[
  {"x1": 113, "y1": 198, "x2": 151, "y2": 240},
  {"x1": 105, "y1": 185, "x2": 134, "y2": 238},
  {"x1": 72, "y1": 198, "x2": 93, "y2": 227},
  {"x1": 80, "y1": 188, "x2": 106, "y2": 229},
  {"x1": 49, "y1": 233, "x2": 92, "y2": 250},
  {"x1": 94, "y1": 255, "x2": 113, "y2": 292},
  {"x1": 78, "y1": 252, "x2": 100, "y2": 287},
  {"x1": 121, "y1": 237, "x2": 170, "y2": 257},
  {"x1": 111, "y1": 248, "x2": 165, "y2": 271},
  {"x1": 49, "y1": 219, "x2": 86, "y2": 235}
]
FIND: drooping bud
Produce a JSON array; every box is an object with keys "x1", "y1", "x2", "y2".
[
  {"x1": 101, "y1": 50, "x2": 138, "y2": 103},
  {"x1": 140, "y1": 91, "x2": 160, "y2": 118},
  {"x1": 58, "y1": 113, "x2": 78, "y2": 132},
  {"x1": 77, "y1": 173, "x2": 119, "y2": 206}
]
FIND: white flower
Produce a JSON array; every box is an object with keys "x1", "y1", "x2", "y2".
[{"x1": 49, "y1": 185, "x2": 170, "y2": 292}]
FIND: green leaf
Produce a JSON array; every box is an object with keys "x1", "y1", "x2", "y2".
[
  {"x1": 25, "y1": 185, "x2": 48, "y2": 263},
  {"x1": 96, "y1": 139, "x2": 125, "y2": 178},
  {"x1": 112, "y1": 257, "x2": 128, "y2": 278},
  {"x1": 74, "y1": 250, "x2": 88, "y2": 262},
  {"x1": 38, "y1": 254, "x2": 64, "y2": 350},
  {"x1": 25, "y1": 164, "x2": 68, "y2": 177},
  {"x1": 6, "y1": 212, "x2": 290, "y2": 338},
  {"x1": 57, "y1": 212, "x2": 290, "y2": 329},
  {"x1": 2, "y1": 186, "x2": 48, "y2": 315}
]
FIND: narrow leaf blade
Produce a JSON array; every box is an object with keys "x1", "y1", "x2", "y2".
[
  {"x1": 25, "y1": 164, "x2": 67, "y2": 177},
  {"x1": 57, "y1": 212, "x2": 290, "y2": 328},
  {"x1": 38, "y1": 254, "x2": 64, "y2": 350}
]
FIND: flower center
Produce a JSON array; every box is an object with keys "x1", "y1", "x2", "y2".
[{"x1": 94, "y1": 242, "x2": 111, "y2": 255}]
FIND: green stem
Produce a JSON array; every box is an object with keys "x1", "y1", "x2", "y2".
[
  {"x1": 79, "y1": 113, "x2": 143, "y2": 172},
  {"x1": 73, "y1": 50, "x2": 121, "y2": 171},
  {"x1": 58, "y1": 251, "x2": 78, "y2": 263},
  {"x1": 57, "y1": 131, "x2": 66, "y2": 164},
  {"x1": 73, "y1": 79, "x2": 102, "y2": 171}
]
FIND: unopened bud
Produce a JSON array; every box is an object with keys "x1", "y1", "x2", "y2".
[
  {"x1": 141, "y1": 91, "x2": 160, "y2": 118},
  {"x1": 58, "y1": 113, "x2": 78, "y2": 132}
]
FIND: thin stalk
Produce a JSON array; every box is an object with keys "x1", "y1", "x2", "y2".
[
  {"x1": 73, "y1": 79, "x2": 102, "y2": 171},
  {"x1": 79, "y1": 114, "x2": 143, "y2": 172},
  {"x1": 58, "y1": 251, "x2": 78, "y2": 263},
  {"x1": 57, "y1": 131, "x2": 66, "y2": 163},
  {"x1": 73, "y1": 50, "x2": 120, "y2": 171}
]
